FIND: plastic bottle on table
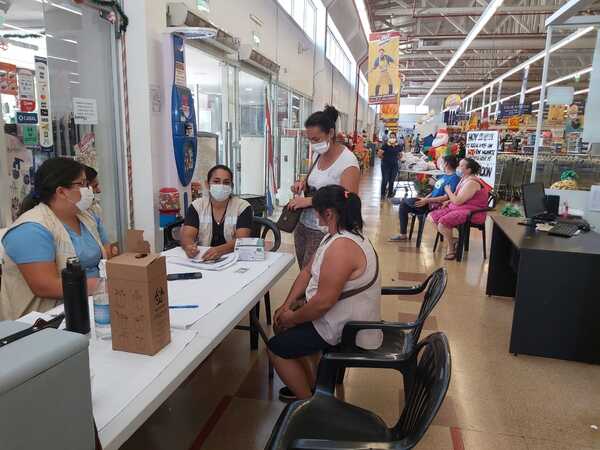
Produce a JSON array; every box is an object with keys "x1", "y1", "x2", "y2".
[{"x1": 93, "y1": 260, "x2": 111, "y2": 340}]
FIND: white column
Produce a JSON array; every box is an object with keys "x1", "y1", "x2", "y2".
[
  {"x1": 488, "y1": 83, "x2": 494, "y2": 117},
  {"x1": 519, "y1": 65, "x2": 530, "y2": 107},
  {"x1": 495, "y1": 79, "x2": 503, "y2": 117},
  {"x1": 531, "y1": 27, "x2": 553, "y2": 183}
]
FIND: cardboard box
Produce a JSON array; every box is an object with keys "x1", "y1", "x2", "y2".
[{"x1": 106, "y1": 251, "x2": 171, "y2": 356}]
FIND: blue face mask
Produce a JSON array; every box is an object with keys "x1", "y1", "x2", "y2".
[{"x1": 456, "y1": 168, "x2": 464, "y2": 177}]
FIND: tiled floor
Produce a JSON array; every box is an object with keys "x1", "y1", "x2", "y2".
[{"x1": 122, "y1": 162, "x2": 600, "y2": 450}]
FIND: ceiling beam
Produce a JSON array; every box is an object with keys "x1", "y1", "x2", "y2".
[{"x1": 374, "y1": 5, "x2": 559, "y2": 17}]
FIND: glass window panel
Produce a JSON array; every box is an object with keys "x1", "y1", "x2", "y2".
[
  {"x1": 279, "y1": 0, "x2": 292, "y2": 14},
  {"x1": 293, "y1": 0, "x2": 305, "y2": 25},
  {"x1": 304, "y1": 1, "x2": 316, "y2": 41}
]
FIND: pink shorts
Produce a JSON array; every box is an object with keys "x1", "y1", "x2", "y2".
[{"x1": 429, "y1": 207, "x2": 485, "y2": 228}]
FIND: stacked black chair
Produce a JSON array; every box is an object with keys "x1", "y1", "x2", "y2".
[
  {"x1": 332, "y1": 267, "x2": 447, "y2": 397},
  {"x1": 265, "y1": 332, "x2": 451, "y2": 450},
  {"x1": 163, "y1": 218, "x2": 184, "y2": 251}
]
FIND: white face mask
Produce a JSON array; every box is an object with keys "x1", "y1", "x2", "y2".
[
  {"x1": 456, "y1": 168, "x2": 464, "y2": 178},
  {"x1": 75, "y1": 187, "x2": 94, "y2": 212},
  {"x1": 311, "y1": 140, "x2": 330, "y2": 155},
  {"x1": 210, "y1": 183, "x2": 232, "y2": 201}
]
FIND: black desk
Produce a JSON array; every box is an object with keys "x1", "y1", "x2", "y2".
[{"x1": 486, "y1": 215, "x2": 600, "y2": 364}]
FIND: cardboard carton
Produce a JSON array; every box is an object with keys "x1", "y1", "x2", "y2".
[{"x1": 106, "y1": 246, "x2": 171, "y2": 356}]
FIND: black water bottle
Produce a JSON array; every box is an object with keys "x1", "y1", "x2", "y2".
[{"x1": 62, "y1": 257, "x2": 90, "y2": 334}]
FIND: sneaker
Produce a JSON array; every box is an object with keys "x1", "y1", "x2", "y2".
[
  {"x1": 279, "y1": 386, "x2": 297, "y2": 402},
  {"x1": 389, "y1": 234, "x2": 408, "y2": 242}
]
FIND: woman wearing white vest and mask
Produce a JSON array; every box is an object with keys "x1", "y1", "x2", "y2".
[
  {"x1": 1, "y1": 157, "x2": 110, "y2": 320},
  {"x1": 288, "y1": 105, "x2": 360, "y2": 268},
  {"x1": 181, "y1": 165, "x2": 253, "y2": 261},
  {"x1": 268, "y1": 185, "x2": 381, "y2": 401}
]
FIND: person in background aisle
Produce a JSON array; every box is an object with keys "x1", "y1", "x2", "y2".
[
  {"x1": 430, "y1": 157, "x2": 490, "y2": 260},
  {"x1": 180, "y1": 164, "x2": 252, "y2": 261},
  {"x1": 269, "y1": 185, "x2": 381, "y2": 401},
  {"x1": 84, "y1": 165, "x2": 103, "y2": 218},
  {"x1": 378, "y1": 131, "x2": 403, "y2": 199},
  {"x1": 382, "y1": 128, "x2": 389, "y2": 144},
  {"x1": 390, "y1": 155, "x2": 460, "y2": 242},
  {"x1": 1, "y1": 157, "x2": 110, "y2": 320},
  {"x1": 288, "y1": 105, "x2": 360, "y2": 268}
]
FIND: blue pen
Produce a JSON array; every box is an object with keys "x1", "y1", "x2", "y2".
[{"x1": 169, "y1": 305, "x2": 199, "y2": 309}]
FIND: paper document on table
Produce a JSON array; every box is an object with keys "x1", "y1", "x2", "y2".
[
  {"x1": 89, "y1": 328, "x2": 198, "y2": 433},
  {"x1": 162, "y1": 247, "x2": 286, "y2": 329},
  {"x1": 589, "y1": 185, "x2": 600, "y2": 212},
  {"x1": 165, "y1": 246, "x2": 238, "y2": 271}
]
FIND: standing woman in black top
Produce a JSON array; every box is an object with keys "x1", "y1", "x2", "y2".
[
  {"x1": 378, "y1": 131, "x2": 403, "y2": 199},
  {"x1": 180, "y1": 165, "x2": 253, "y2": 260}
]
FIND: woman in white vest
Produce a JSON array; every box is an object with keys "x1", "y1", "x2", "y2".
[
  {"x1": 268, "y1": 185, "x2": 382, "y2": 401},
  {"x1": 1, "y1": 157, "x2": 110, "y2": 320},
  {"x1": 287, "y1": 105, "x2": 360, "y2": 269},
  {"x1": 181, "y1": 165, "x2": 253, "y2": 261}
]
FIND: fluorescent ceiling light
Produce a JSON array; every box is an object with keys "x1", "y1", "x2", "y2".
[
  {"x1": 461, "y1": 26, "x2": 594, "y2": 102},
  {"x1": 47, "y1": 55, "x2": 78, "y2": 63},
  {"x1": 419, "y1": 0, "x2": 505, "y2": 106},
  {"x1": 354, "y1": 0, "x2": 372, "y2": 39},
  {"x1": 61, "y1": 38, "x2": 78, "y2": 45},
  {"x1": 35, "y1": 0, "x2": 82, "y2": 15}
]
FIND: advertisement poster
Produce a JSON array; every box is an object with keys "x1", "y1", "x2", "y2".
[
  {"x1": 380, "y1": 103, "x2": 399, "y2": 129},
  {"x1": 368, "y1": 32, "x2": 400, "y2": 105},
  {"x1": 468, "y1": 112, "x2": 480, "y2": 130},
  {"x1": 17, "y1": 68, "x2": 36, "y2": 112},
  {"x1": 73, "y1": 97, "x2": 98, "y2": 125},
  {"x1": 0, "y1": 62, "x2": 17, "y2": 95},
  {"x1": 548, "y1": 105, "x2": 565, "y2": 125},
  {"x1": 466, "y1": 130, "x2": 499, "y2": 188},
  {"x1": 34, "y1": 56, "x2": 53, "y2": 149}
]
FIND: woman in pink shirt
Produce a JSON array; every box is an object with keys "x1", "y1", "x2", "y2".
[{"x1": 429, "y1": 158, "x2": 490, "y2": 260}]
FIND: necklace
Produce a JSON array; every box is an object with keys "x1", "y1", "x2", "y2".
[{"x1": 211, "y1": 199, "x2": 230, "y2": 225}]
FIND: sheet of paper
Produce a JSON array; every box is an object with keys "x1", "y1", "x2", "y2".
[
  {"x1": 589, "y1": 185, "x2": 600, "y2": 212},
  {"x1": 163, "y1": 248, "x2": 285, "y2": 329}
]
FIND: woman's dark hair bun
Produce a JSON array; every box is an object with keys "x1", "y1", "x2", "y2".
[{"x1": 322, "y1": 104, "x2": 339, "y2": 124}]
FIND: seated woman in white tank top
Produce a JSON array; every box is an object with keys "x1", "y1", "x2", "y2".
[{"x1": 268, "y1": 185, "x2": 382, "y2": 401}]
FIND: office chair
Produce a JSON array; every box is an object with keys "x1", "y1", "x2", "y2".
[{"x1": 265, "y1": 332, "x2": 451, "y2": 450}]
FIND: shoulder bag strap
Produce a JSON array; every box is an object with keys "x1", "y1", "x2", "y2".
[
  {"x1": 338, "y1": 248, "x2": 379, "y2": 301},
  {"x1": 303, "y1": 155, "x2": 320, "y2": 195}
]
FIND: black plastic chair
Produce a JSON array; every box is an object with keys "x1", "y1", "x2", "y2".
[
  {"x1": 331, "y1": 267, "x2": 447, "y2": 398},
  {"x1": 408, "y1": 211, "x2": 428, "y2": 248},
  {"x1": 433, "y1": 190, "x2": 497, "y2": 261},
  {"x1": 250, "y1": 216, "x2": 281, "y2": 325},
  {"x1": 163, "y1": 218, "x2": 184, "y2": 251},
  {"x1": 265, "y1": 332, "x2": 451, "y2": 450}
]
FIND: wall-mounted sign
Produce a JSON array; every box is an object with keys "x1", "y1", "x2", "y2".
[
  {"x1": 0, "y1": 62, "x2": 17, "y2": 95},
  {"x1": 73, "y1": 97, "x2": 98, "y2": 125},
  {"x1": 34, "y1": 56, "x2": 53, "y2": 148},
  {"x1": 466, "y1": 130, "x2": 499, "y2": 188},
  {"x1": 22, "y1": 125, "x2": 38, "y2": 146},
  {"x1": 16, "y1": 112, "x2": 38, "y2": 124},
  {"x1": 17, "y1": 68, "x2": 36, "y2": 112},
  {"x1": 171, "y1": 34, "x2": 197, "y2": 187},
  {"x1": 368, "y1": 32, "x2": 401, "y2": 105}
]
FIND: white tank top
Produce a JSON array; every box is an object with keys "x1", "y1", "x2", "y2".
[
  {"x1": 307, "y1": 231, "x2": 383, "y2": 349},
  {"x1": 300, "y1": 148, "x2": 360, "y2": 230}
]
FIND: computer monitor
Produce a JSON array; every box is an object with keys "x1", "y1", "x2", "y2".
[{"x1": 522, "y1": 182, "x2": 548, "y2": 219}]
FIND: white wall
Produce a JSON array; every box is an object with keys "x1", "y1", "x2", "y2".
[{"x1": 122, "y1": 0, "x2": 372, "y2": 247}]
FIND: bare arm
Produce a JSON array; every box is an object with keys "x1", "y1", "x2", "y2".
[
  {"x1": 340, "y1": 166, "x2": 360, "y2": 193},
  {"x1": 180, "y1": 225, "x2": 200, "y2": 258},
  {"x1": 428, "y1": 194, "x2": 449, "y2": 203},
  {"x1": 446, "y1": 180, "x2": 480, "y2": 205},
  {"x1": 17, "y1": 262, "x2": 97, "y2": 299}
]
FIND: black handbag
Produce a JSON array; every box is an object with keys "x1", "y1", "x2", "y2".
[{"x1": 277, "y1": 156, "x2": 320, "y2": 233}]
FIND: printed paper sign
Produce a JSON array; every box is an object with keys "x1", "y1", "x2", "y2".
[
  {"x1": 22, "y1": 125, "x2": 38, "y2": 146},
  {"x1": 73, "y1": 97, "x2": 98, "y2": 125},
  {"x1": 0, "y1": 62, "x2": 17, "y2": 95},
  {"x1": 466, "y1": 130, "x2": 499, "y2": 188},
  {"x1": 17, "y1": 68, "x2": 36, "y2": 112},
  {"x1": 34, "y1": 56, "x2": 53, "y2": 148}
]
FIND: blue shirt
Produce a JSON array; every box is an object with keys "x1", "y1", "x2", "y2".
[
  {"x1": 430, "y1": 174, "x2": 460, "y2": 198},
  {"x1": 2, "y1": 215, "x2": 109, "y2": 278}
]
